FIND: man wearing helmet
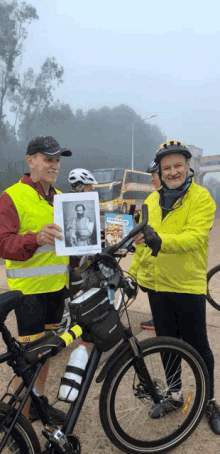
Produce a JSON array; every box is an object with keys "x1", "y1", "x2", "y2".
[
  {"x1": 129, "y1": 140, "x2": 220, "y2": 434},
  {"x1": 68, "y1": 168, "x2": 97, "y2": 193},
  {"x1": 60, "y1": 169, "x2": 98, "y2": 331},
  {"x1": 147, "y1": 160, "x2": 161, "y2": 192},
  {"x1": 66, "y1": 168, "x2": 97, "y2": 300}
]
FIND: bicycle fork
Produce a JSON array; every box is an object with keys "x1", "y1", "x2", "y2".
[{"x1": 126, "y1": 329, "x2": 161, "y2": 404}]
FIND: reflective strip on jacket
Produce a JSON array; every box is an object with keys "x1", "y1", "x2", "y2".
[
  {"x1": 4, "y1": 180, "x2": 68, "y2": 295},
  {"x1": 128, "y1": 180, "x2": 216, "y2": 294}
]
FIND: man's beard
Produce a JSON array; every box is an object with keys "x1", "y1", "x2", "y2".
[{"x1": 77, "y1": 213, "x2": 84, "y2": 219}]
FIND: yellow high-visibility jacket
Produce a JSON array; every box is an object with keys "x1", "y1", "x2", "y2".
[
  {"x1": 4, "y1": 180, "x2": 68, "y2": 295},
  {"x1": 128, "y1": 180, "x2": 216, "y2": 294}
]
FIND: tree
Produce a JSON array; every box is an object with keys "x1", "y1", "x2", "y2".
[
  {"x1": 11, "y1": 58, "x2": 64, "y2": 141},
  {"x1": 18, "y1": 100, "x2": 74, "y2": 142},
  {"x1": 0, "y1": 1, "x2": 38, "y2": 136}
]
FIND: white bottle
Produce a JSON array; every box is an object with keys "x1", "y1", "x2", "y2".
[{"x1": 58, "y1": 342, "x2": 88, "y2": 402}]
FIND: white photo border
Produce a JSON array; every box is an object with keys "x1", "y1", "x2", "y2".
[{"x1": 54, "y1": 191, "x2": 101, "y2": 256}]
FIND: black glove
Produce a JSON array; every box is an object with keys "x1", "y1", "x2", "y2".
[
  {"x1": 143, "y1": 226, "x2": 162, "y2": 257},
  {"x1": 124, "y1": 278, "x2": 138, "y2": 299}
]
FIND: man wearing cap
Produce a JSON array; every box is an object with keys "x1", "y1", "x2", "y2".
[
  {"x1": 0, "y1": 136, "x2": 72, "y2": 424},
  {"x1": 129, "y1": 140, "x2": 220, "y2": 434}
]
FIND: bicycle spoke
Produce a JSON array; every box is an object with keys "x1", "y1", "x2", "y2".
[{"x1": 100, "y1": 337, "x2": 208, "y2": 453}]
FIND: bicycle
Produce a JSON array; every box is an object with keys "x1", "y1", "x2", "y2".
[
  {"x1": 59, "y1": 215, "x2": 135, "y2": 335},
  {"x1": 206, "y1": 264, "x2": 220, "y2": 311},
  {"x1": 0, "y1": 206, "x2": 209, "y2": 454}
]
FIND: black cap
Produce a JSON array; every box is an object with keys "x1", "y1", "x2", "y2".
[{"x1": 26, "y1": 136, "x2": 72, "y2": 157}]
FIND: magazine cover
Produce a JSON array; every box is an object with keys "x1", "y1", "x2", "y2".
[
  {"x1": 104, "y1": 213, "x2": 133, "y2": 250},
  {"x1": 54, "y1": 192, "x2": 102, "y2": 256}
]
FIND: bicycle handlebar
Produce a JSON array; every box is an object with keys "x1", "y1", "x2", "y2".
[{"x1": 103, "y1": 204, "x2": 148, "y2": 256}]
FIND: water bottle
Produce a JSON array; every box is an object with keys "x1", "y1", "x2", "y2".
[{"x1": 58, "y1": 342, "x2": 88, "y2": 402}]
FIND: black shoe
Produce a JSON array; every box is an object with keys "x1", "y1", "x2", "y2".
[
  {"x1": 140, "y1": 319, "x2": 155, "y2": 330},
  {"x1": 206, "y1": 400, "x2": 220, "y2": 435},
  {"x1": 149, "y1": 394, "x2": 184, "y2": 419},
  {"x1": 29, "y1": 396, "x2": 66, "y2": 424}
]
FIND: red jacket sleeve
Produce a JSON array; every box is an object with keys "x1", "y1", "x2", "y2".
[{"x1": 0, "y1": 193, "x2": 39, "y2": 261}]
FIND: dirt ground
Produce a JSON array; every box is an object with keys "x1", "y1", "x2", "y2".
[{"x1": 1, "y1": 218, "x2": 220, "y2": 453}]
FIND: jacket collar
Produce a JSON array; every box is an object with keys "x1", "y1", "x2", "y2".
[{"x1": 21, "y1": 173, "x2": 56, "y2": 200}]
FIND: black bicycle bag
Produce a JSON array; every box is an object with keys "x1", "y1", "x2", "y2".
[
  {"x1": 69, "y1": 287, "x2": 111, "y2": 326},
  {"x1": 69, "y1": 287, "x2": 124, "y2": 351},
  {"x1": 87, "y1": 308, "x2": 124, "y2": 351}
]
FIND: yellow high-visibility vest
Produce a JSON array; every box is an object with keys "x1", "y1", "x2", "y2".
[{"x1": 4, "y1": 180, "x2": 68, "y2": 295}]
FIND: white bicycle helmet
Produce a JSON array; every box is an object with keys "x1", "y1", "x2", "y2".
[{"x1": 68, "y1": 168, "x2": 97, "y2": 191}]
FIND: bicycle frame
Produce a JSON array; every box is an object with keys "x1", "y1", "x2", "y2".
[
  {"x1": 0, "y1": 203, "x2": 158, "y2": 453},
  {"x1": 0, "y1": 323, "x2": 160, "y2": 453}
]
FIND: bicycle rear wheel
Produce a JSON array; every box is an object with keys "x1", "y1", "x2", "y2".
[
  {"x1": 207, "y1": 264, "x2": 220, "y2": 311},
  {"x1": 0, "y1": 402, "x2": 41, "y2": 454},
  {"x1": 100, "y1": 337, "x2": 209, "y2": 454}
]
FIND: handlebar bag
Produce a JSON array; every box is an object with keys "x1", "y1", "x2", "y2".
[
  {"x1": 87, "y1": 308, "x2": 124, "y2": 351},
  {"x1": 81, "y1": 308, "x2": 124, "y2": 351},
  {"x1": 69, "y1": 287, "x2": 111, "y2": 326},
  {"x1": 69, "y1": 287, "x2": 124, "y2": 351}
]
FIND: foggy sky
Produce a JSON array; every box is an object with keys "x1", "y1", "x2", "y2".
[{"x1": 5, "y1": 0, "x2": 220, "y2": 161}]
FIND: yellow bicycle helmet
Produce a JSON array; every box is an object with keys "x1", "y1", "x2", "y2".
[{"x1": 154, "y1": 140, "x2": 192, "y2": 164}]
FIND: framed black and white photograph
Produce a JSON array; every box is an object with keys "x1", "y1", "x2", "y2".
[{"x1": 54, "y1": 192, "x2": 101, "y2": 256}]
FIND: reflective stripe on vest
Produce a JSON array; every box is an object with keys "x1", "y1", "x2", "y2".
[
  {"x1": 6, "y1": 264, "x2": 68, "y2": 279},
  {"x1": 35, "y1": 245, "x2": 55, "y2": 254}
]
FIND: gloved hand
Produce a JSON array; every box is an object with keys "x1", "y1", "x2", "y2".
[
  {"x1": 124, "y1": 277, "x2": 138, "y2": 299},
  {"x1": 143, "y1": 226, "x2": 162, "y2": 257}
]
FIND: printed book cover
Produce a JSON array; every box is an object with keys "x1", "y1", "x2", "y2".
[{"x1": 104, "y1": 213, "x2": 133, "y2": 250}]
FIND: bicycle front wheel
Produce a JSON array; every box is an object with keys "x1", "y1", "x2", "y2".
[
  {"x1": 0, "y1": 402, "x2": 41, "y2": 454},
  {"x1": 207, "y1": 264, "x2": 220, "y2": 311},
  {"x1": 100, "y1": 337, "x2": 209, "y2": 454}
]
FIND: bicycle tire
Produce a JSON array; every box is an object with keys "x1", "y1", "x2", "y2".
[
  {"x1": 0, "y1": 402, "x2": 41, "y2": 454},
  {"x1": 207, "y1": 264, "x2": 220, "y2": 311},
  {"x1": 100, "y1": 336, "x2": 209, "y2": 454}
]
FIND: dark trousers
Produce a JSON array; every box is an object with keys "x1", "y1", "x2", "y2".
[{"x1": 141, "y1": 288, "x2": 214, "y2": 399}]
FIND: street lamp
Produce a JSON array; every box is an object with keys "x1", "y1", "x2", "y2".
[{"x1": 131, "y1": 115, "x2": 157, "y2": 170}]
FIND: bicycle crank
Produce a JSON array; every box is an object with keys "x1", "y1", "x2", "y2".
[
  {"x1": 66, "y1": 435, "x2": 81, "y2": 453},
  {"x1": 43, "y1": 435, "x2": 81, "y2": 454}
]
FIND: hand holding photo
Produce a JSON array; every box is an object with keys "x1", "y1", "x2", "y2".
[{"x1": 54, "y1": 192, "x2": 101, "y2": 256}]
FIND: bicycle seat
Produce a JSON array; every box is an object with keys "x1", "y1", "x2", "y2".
[{"x1": 0, "y1": 291, "x2": 23, "y2": 325}]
